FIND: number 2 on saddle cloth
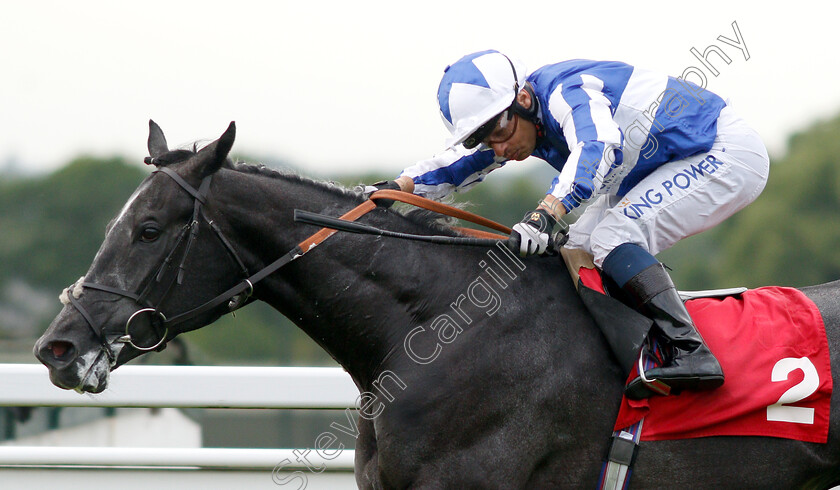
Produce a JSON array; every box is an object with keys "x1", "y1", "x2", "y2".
[{"x1": 565, "y1": 249, "x2": 832, "y2": 444}]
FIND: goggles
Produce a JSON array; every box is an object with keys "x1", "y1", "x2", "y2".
[{"x1": 462, "y1": 108, "x2": 518, "y2": 150}]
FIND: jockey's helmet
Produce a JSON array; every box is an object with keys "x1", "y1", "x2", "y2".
[{"x1": 437, "y1": 50, "x2": 528, "y2": 149}]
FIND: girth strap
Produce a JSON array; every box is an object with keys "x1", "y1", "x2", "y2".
[{"x1": 599, "y1": 422, "x2": 643, "y2": 490}]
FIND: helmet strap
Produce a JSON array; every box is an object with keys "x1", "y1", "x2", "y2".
[
  {"x1": 511, "y1": 82, "x2": 544, "y2": 141},
  {"x1": 511, "y1": 82, "x2": 540, "y2": 125}
]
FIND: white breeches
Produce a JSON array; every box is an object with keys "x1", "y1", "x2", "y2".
[{"x1": 565, "y1": 106, "x2": 770, "y2": 267}]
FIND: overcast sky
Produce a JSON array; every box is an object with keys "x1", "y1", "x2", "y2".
[{"x1": 1, "y1": 1, "x2": 837, "y2": 178}]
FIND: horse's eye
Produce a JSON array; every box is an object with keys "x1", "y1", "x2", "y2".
[{"x1": 140, "y1": 226, "x2": 161, "y2": 242}]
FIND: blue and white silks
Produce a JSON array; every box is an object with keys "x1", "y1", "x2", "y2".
[{"x1": 400, "y1": 59, "x2": 727, "y2": 212}]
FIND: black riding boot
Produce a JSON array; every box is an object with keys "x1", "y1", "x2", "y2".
[{"x1": 622, "y1": 263, "x2": 724, "y2": 399}]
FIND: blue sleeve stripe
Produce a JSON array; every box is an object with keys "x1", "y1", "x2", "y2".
[
  {"x1": 560, "y1": 140, "x2": 604, "y2": 209},
  {"x1": 561, "y1": 76, "x2": 600, "y2": 143},
  {"x1": 548, "y1": 175, "x2": 560, "y2": 195},
  {"x1": 413, "y1": 150, "x2": 498, "y2": 188},
  {"x1": 579, "y1": 141, "x2": 606, "y2": 181}
]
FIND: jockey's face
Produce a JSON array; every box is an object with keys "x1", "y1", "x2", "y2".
[{"x1": 488, "y1": 89, "x2": 538, "y2": 161}]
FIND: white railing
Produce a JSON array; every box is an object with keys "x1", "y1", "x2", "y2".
[
  {"x1": 0, "y1": 446, "x2": 356, "y2": 470},
  {"x1": 0, "y1": 363, "x2": 359, "y2": 475},
  {"x1": 1, "y1": 363, "x2": 359, "y2": 409}
]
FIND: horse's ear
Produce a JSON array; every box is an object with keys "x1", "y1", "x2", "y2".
[
  {"x1": 147, "y1": 120, "x2": 169, "y2": 158},
  {"x1": 191, "y1": 121, "x2": 236, "y2": 177}
]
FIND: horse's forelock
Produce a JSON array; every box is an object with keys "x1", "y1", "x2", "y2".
[{"x1": 150, "y1": 149, "x2": 196, "y2": 167}]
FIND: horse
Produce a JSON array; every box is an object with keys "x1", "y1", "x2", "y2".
[{"x1": 34, "y1": 121, "x2": 840, "y2": 489}]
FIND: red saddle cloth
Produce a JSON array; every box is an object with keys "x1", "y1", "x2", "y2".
[{"x1": 579, "y1": 268, "x2": 833, "y2": 443}]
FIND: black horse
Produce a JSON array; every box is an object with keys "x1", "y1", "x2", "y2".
[{"x1": 34, "y1": 122, "x2": 840, "y2": 488}]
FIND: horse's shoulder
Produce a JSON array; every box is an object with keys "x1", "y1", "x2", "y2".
[{"x1": 353, "y1": 417, "x2": 382, "y2": 489}]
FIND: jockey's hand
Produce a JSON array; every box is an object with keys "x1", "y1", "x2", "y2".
[
  {"x1": 508, "y1": 209, "x2": 557, "y2": 258},
  {"x1": 359, "y1": 180, "x2": 401, "y2": 207},
  {"x1": 361, "y1": 180, "x2": 401, "y2": 197}
]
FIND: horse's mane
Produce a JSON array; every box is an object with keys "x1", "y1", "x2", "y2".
[
  {"x1": 153, "y1": 146, "x2": 460, "y2": 235},
  {"x1": 226, "y1": 160, "x2": 462, "y2": 236}
]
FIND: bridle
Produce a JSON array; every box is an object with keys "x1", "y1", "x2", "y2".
[
  {"x1": 64, "y1": 166, "x2": 387, "y2": 363},
  {"x1": 65, "y1": 166, "x2": 253, "y2": 360},
  {"x1": 64, "y1": 167, "x2": 511, "y2": 364}
]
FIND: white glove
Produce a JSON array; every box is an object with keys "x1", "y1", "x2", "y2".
[
  {"x1": 511, "y1": 222, "x2": 550, "y2": 257},
  {"x1": 508, "y1": 209, "x2": 559, "y2": 258}
]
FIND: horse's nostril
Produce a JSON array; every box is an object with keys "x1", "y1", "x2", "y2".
[{"x1": 48, "y1": 341, "x2": 74, "y2": 359}]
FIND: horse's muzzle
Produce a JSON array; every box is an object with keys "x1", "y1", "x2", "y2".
[
  {"x1": 33, "y1": 309, "x2": 118, "y2": 393},
  {"x1": 34, "y1": 338, "x2": 112, "y2": 393}
]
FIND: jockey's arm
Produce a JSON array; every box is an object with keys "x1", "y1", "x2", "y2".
[
  {"x1": 538, "y1": 194, "x2": 567, "y2": 222},
  {"x1": 544, "y1": 75, "x2": 624, "y2": 215},
  {"x1": 396, "y1": 169, "x2": 566, "y2": 223}
]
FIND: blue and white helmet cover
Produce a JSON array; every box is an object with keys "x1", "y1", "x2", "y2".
[{"x1": 437, "y1": 50, "x2": 528, "y2": 148}]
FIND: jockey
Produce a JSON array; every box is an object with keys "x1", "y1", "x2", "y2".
[{"x1": 370, "y1": 50, "x2": 769, "y2": 399}]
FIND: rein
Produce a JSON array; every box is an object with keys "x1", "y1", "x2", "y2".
[
  {"x1": 369, "y1": 189, "x2": 511, "y2": 238},
  {"x1": 64, "y1": 175, "x2": 510, "y2": 358}
]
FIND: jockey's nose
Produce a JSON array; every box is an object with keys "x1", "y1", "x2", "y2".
[{"x1": 490, "y1": 141, "x2": 507, "y2": 159}]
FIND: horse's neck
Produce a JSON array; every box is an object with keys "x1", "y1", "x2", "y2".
[
  {"x1": 212, "y1": 169, "x2": 606, "y2": 392},
  {"x1": 214, "y1": 169, "x2": 451, "y2": 387}
]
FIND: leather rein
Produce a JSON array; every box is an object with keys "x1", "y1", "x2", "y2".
[{"x1": 64, "y1": 172, "x2": 511, "y2": 361}]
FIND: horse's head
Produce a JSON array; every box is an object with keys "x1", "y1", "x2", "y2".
[{"x1": 34, "y1": 120, "x2": 247, "y2": 393}]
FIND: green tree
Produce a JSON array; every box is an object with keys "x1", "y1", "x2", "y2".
[
  {"x1": 716, "y1": 114, "x2": 840, "y2": 287},
  {"x1": 0, "y1": 156, "x2": 147, "y2": 291}
]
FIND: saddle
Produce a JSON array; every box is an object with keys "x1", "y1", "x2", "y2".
[
  {"x1": 561, "y1": 248, "x2": 832, "y2": 438},
  {"x1": 560, "y1": 248, "x2": 746, "y2": 375},
  {"x1": 560, "y1": 248, "x2": 833, "y2": 489}
]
